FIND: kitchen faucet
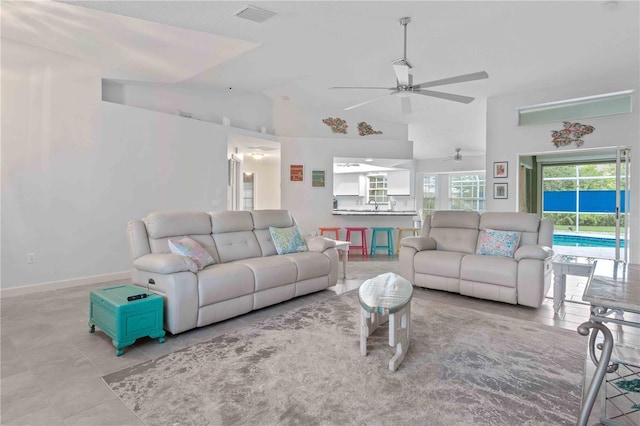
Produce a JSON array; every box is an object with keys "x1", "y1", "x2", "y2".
[{"x1": 368, "y1": 199, "x2": 379, "y2": 211}]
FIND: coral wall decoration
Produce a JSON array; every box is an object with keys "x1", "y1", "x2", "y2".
[
  {"x1": 357, "y1": 122, "x2": 383, "y2": 136},
  {"x1": 322, "y1": 117, "x2": 348, "y2": 134},
  {"x1": 551, "y1": 121, "x2": 595, "y2": 148}
]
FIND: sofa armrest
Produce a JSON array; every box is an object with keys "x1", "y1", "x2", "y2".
[
  {"x1": 133, "y1": 253, "x2": 198, "y2": 274},
  {"x1": 305, "y1": 236, "x2": 336, "y2": 252},
  {"x1": 514, "y1": 245, "x2": 554, "y2": 261},
  {"x1": 401, "y1": 236, "x2": 436, "y2": 252}
]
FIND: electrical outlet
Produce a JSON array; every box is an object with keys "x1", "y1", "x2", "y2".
[{"x1": 27, "y1": 253, "x2": 36, "y2": 264}]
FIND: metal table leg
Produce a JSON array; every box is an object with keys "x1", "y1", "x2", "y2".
[{"x1": 577, "y1": 321, "x2": 616, "y2": 426}]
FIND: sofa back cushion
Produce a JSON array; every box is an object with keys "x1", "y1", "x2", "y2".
[
  {"x1": 252, "y1": 210, "x2": 296, "y2": 257},
  {"x1": 144, "y1": 211, "x2": 216, "y2": 257},
  {"x1": 428, "y1": 211, "x2": 480, "y2": 254},
  {"x1": 479, "y1": 212, "x2": 540, "y2": 246},
  {"x1": 210, "y1": 211, "x2": 261, "y2": 262}
]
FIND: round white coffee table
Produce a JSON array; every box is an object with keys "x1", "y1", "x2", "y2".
[{"x1": 358, "y1": 272, "x2": 413, "y2": 372}]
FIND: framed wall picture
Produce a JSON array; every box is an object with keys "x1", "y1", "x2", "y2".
[
  {"x1": 290, "y1": 164, "x2": 304, "y2": 182},
  {"x1": 494, "y1": 183, "x2": 508, "y2": 199},
  {"x1": 311, "y1": 170, "x2": 325, "y2": 188},
  {"x1": 493, "y1": 161, "x2": 508, "y2": 178}
]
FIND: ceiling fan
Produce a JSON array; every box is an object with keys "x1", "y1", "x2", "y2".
[
  {"x1": 330, "y1": 17, "x2": 489, "y2": 113},
  {"x1": 446, "y1": 148, "x2": 464, "y2": 162}
]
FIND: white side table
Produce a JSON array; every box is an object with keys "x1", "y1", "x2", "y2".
[
  {"x1": 358, "y1": 272, "x2": 413, "y2": 372},
  {"x1": 332, "y1": 240, "x2": 350, "y2": 279},
  {"x1": 552, "y1": 255, "x2": 597, "y2": 313}
]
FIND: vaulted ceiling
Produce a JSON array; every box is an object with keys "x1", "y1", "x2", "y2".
[{"x1": 2, "y1": 1, "x2": 638, "y2": 159}]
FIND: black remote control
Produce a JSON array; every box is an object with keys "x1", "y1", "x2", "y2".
[{"x1": 127, "y1": 294, "x2": 148, "y2": 302}]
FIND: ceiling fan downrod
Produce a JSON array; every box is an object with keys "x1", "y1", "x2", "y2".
[{"x1": 399, "y1": 17, "x2": 411, "y2": 64}]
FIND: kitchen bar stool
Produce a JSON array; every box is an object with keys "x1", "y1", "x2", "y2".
[
  {"x1": 396, "y1": 227, "x2": 420, "y2": 254},
  {"x1": 345, "y1": 227, "x2": 368, "y2": 258},
  {"x1": 319, "y1": 227, "x2": 341, "y2": 240},
  {"x1": 370, "y1": 227, "x2": 395, "y2": 257}
]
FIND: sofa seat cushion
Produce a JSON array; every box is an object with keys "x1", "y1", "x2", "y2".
[
  {"x1": 197, "y1": 263, "x2": 255, "y2": 307},
  {"x1": 461, "y1": 254, "x2": 517, "y2": 288},
  {"x1": 414, "y1": 250, "x2": 465, "y2": 278},
  {"x1": 283, "y1": 252, "x2": 330, "y2": 281},
  {"x1": 235, "y1": 256, "x2": 297, "y2": 292}
]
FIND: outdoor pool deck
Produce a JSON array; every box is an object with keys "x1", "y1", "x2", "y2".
[{"x1": 553, "y1": 244, "x2": 616, "y2": 259}]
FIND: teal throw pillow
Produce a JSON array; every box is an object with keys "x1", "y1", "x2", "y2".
[{"x1": 269, "y1": 226, "x2": 308, "y2": 255}]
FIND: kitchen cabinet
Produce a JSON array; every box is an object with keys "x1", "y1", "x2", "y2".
[
  {"x1": 387, "y1": 170, "x2": 411, "y2": 195},
  {"x1": 334, "y1": 173, "x2": 362, "y2": 195}
]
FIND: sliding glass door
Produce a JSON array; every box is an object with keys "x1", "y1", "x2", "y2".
[{"x1": 523, "y1": 147, "x2": 630, "y2": 261}]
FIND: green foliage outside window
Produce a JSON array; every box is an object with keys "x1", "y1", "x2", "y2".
[{"x1": 542, "y1": 163, "x2": 626, "y2": 233}]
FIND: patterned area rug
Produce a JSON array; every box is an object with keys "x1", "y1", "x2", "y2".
[{"x1": 103, "y1": 291, "x2": 584, "y2": 425}]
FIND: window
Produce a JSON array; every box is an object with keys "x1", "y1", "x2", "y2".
[
  {"x1": 517, "y1": 90, "x2": 633, "y2": 126},
  {"x1": 449, "y1": 174, "x2": 486, "y2": 212},
  {"x1": 422, "y1": 175, "x2": 437, "y2": 216},
  {"x1": 368, "y1": 175, "x2": 388, "y2": 203}
]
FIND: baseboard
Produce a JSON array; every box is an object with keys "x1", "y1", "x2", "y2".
[{"x1": 0, "y1": 271, "x2": 131, "y2": 298}]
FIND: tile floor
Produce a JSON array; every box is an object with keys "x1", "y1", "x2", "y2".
[{"x1": 1, "y1": 255, "x2": 638, "y2": 425}]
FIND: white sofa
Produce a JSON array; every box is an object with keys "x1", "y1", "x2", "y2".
[
  {"x1": 399, "y1": 211, "x2": 554, "y2": 308},
  {"x1": 127, "y1": 209, "x2": 339, "y2": 334}
]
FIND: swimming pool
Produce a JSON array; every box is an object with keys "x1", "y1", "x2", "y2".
[{"x1": 553, "y1": 234, "x2": 625, "y2": 248}]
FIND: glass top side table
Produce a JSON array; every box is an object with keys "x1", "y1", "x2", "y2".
[{"x1": 552, "y1": 255, "x2": 598, "y2": 314}]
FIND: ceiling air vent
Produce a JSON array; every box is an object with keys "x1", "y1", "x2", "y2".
[{"x1": 234, "y1": 5, "x2": 276, "y2": 23}]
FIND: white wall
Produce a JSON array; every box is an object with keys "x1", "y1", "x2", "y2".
[
  {"x1": 2, "y1": 39, "x2": 102, "y2": 289},
  {"x1": 486, "y1": 72, "x2": 640, "y2": 262},
  {"x1": 415, "y1": 156, "x2": 486, "y2": 174},
  {"x1": 1, "y1": 40, "x2": 231, "y2": 291},
  {"x1": 280, "y1": 136, "x2": 415, "y2": 237},
  {"x1": 273, "y1": 98, "x2": 408, "y2": 140},
  {"x1": 103, "y1": 80, "x2": 273, "y2": 134}
]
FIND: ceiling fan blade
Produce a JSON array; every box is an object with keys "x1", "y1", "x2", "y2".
[
  {"x1": 413, "y1": 71, "x2": 489, "y2": 89},
  {"x1": 400, "y1": 96, "x2": 412, "y2": 114},
  {"x1": 413, "y1": 89, "x2": 475, "y2": 104},
  {"x1": 330, "y1": 86, "x2": 395, "y2": 90},
  {"x1": 392, "y1": 62, "x2": 411, "y2": 86},
  {"x1": 344, "y1": 91, "x2": 399, "y2": 111}
]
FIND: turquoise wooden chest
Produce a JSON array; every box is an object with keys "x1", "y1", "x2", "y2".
[{"x1": 89, "y1": 285, "x2": 165, "y2": 356}]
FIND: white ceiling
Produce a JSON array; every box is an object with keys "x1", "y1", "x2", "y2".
[{"x1": 3, "y1": 1, "x2": 638, "y2": 160}]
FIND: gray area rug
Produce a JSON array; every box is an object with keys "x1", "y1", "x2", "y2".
[{"x1": 103, "y1": 291, "x2": 584, "y2": 425}]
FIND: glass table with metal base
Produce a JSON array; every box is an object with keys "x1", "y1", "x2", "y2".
[{"x1": 577, "y1": 261, "x2": 640, "y2": 426}]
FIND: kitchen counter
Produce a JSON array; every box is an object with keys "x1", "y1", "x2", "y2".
[{"x1": 332, "y1": 210, "x2": 418, "y2": 216}]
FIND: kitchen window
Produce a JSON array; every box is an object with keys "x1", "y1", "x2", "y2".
[{"x1": 368, "y1": 175, "x2": 388, "y2": 203}]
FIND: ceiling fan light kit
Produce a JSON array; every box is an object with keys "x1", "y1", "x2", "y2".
[{"x1": 330, "y1": 17, "x2": 489, "y2": 112}]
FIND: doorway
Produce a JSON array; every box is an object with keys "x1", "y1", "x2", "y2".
[
  {"x1": 242, "y1": 172, "x2": 255, "y2": 210},
  {"x1": 518, "y1": 147, "x2": 630, "y2": 262}
]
